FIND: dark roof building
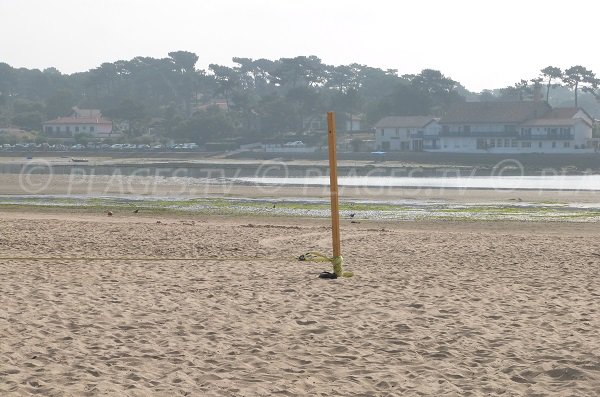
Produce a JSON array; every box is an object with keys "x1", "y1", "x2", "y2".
[
  {"x1": 374, "y1": 116, "x2": 438, "y2": 128},
  {"x1": 439, "y1": 101, "x2": 552, "y2": 124},
  {"x1": 374, "y1": 101, "x2": 595, "y2": 153}
]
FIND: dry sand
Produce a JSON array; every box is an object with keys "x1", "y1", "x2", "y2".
[{"x1": 1, "y1": 211, "x2": 600, "y2": 396}]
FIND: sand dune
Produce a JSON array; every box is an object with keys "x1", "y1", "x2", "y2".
[{"x1": 1, "y1": 212, "x2": 600, "y2": 395}]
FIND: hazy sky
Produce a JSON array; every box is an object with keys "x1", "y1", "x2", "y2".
[{"x1": 1, "y1": 0, "x2": 598, "y2": 92}]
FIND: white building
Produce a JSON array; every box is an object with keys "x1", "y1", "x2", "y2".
[
  {"x1": 436, "y1": 102, "x2": 594, "y2": 153},
  {"x1": 374, "y1": 116, "x2": 439, "y2": 151},
  {"x1": 42, "y1": 108, "x2": 116, "y2": 139},
  {"x1": 374, "y1": 102, "x2": 595, "y2": 153}
]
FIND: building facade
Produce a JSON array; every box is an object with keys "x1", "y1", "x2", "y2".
[
  {"x1": 42, "y1": 108, "x2": 115, "y2": 139},
  {"x1": 374, "y1": 116, "x2": 440, "y2": 151},
  {"x1": 375, "y1": 102, "x2": 595, "y2": 153}
]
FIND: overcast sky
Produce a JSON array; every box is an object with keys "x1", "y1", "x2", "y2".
[{"x1": 1, "y1": 0, "x2": 598, "y2": 92}]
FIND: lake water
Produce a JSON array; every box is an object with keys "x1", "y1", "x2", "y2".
[{"x1": 232, "y1": 175, "x2": 600, "y2": 191}]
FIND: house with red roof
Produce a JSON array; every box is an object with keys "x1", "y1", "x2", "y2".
[{"x1": 42, "y1": 108, "x2": 117, "y2": 139}]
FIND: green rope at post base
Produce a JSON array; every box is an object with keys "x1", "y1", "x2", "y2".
[{"x1": 298, "y1": 252, "x2": 353, "y2": 277}]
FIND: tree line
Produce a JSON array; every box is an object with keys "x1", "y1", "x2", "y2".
[
  {"x1": 489, "y1": 66, "x2": 600, "y2": 107},
  {"x1": 0, "y1": 52, "x2": 598, "y2": 144}
]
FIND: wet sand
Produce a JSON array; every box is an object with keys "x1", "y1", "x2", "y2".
[
  {"x1": 1, "y1": 211, "x2": 600, "y2": 395},
  {"x1": 2, "y1": 173, "x2": 600, "y2": 204}
]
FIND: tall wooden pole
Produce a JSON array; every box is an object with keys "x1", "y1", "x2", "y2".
[{"x1": 327, "y1": 112, "x2": 341, "y2": 258}]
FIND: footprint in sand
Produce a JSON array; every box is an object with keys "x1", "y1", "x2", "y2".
[{"x1": 259, "y1": 231, "x2": 373, "y2": 250}]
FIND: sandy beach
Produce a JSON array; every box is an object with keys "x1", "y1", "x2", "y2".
[{"x1": 1, "y1": 210, "x2": 600, "y2": 396}]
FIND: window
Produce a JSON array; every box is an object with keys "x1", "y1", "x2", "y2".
[
  {"x1": 504, "y1": 139, "x2": 509, "y2": 147},
  {"x1": 489, "y1": 139, "x2": 495, "y2": 148},
  {"x1": 45, "y1": 126, "x2": 53, "y2": 133},
  {"x1": 380, "y1": 130, "x2": 384, "y2": 136},
  {"x1": 521, "y1": 141, "x2": 532, "y2": 148},
  {"x1": 564, "y1": 141, "x2": 570, "y2": 148},
  {"x1": 511, "y1": 140, "x2": 518, "y2": 148},
  {"x1": 497, "y1": 139, "x2": 503, "y2": 147},
  {"x1": 90, "y1": 126, "x2": 95, "y2": 133},
  {"x1": 538, "y1": 142, "x2": 542, "y2": 148},
  {"x1": 66, "y1": 126, "x2": 71, "y2": 132},
  {"x1": 504, "y1": 125, "x2": 517, "y2": 133},
  {"x1": 75, "y1": 126, "x2": 79, "y2": 132},
  {"x1": 552, "y1": 141, "x2": 556, "y2": 148}
]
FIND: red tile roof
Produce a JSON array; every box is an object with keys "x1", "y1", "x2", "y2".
[{"x1": 43, "y1": 117, "x2": 112, "y2": 125}]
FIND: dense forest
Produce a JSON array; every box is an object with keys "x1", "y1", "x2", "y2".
[{"x1": 0, "y1": 51, "x2": 598, "y2": 145}]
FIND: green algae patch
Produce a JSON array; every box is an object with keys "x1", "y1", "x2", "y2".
[{"x1": 1, "y1": 196, "x2": 600, "y2": 222}]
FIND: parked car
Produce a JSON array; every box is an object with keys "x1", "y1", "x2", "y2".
[{"x1": 284, "y1": 141, "x2": 305, "y2": 147}]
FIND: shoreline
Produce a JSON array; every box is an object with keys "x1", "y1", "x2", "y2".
[
  {"x1": 2, "y1": 152, "x2": 600, "y2": 176},
  {"x1": 2, "y1": 173, "x2": 600, "y2": 201}
]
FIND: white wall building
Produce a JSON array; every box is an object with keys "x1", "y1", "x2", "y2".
[
  {"x1": 375, "y1": 102, "x2": 595, "y2": 154},
  {"x1": 42, "y1": 108, "x2": 116, "y2": 139},
  {"x1": 374, "y1": 116, "x2": 439, "y2": 151}
]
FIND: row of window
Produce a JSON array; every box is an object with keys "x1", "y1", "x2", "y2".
[
  {"x1": 45, "y1": 125, "x2": 95, "y2": 133},
  {"x1": 379, "y1": 129, "x2": 420, "y2": 137},
  {"x1": 521, "y1": 127, "x2": 571, "y2": 137},
  {"x1": 445, "y1": 125, "x2": 519, "y2": 133},
  {"x1": 442, "y1": 126, "x2": 573, "y2": 134},
  {"x1": 476, "y1": 139, "x2": 571, "y2": 149}
]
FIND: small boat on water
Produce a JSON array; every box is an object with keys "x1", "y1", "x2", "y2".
[{"x1": 71, "y1": 158, "x2": 89, "y2": 163}]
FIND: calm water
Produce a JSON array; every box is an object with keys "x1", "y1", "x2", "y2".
[{"x1": 232, "y1": 175, "x2": 600, "y2": 191}]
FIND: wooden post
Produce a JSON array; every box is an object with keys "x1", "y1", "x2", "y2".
[{"x1": 327, "y1": 112, "x2": 341, "y2": 258}]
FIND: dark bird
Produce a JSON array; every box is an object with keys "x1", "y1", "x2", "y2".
[
  {"x1": 107, "y1": 211, "x2": 113, "y2": 216},
  {"x1": 133, "y1": 209, "x2": 139, "y2": 213},
  {"x1": 272, "y1": 204, "x2": 276, "y2": 208},
  {"x1": 349, "y1": 213, "x2": 355, "y2": 218}
]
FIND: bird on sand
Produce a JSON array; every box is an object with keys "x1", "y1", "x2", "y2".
[
  {"x1": 133, "y1": 209, "x2": 139, "y2": 213},
  {"x1": 349, "y1": 213, "x2": 355, "y2": 218},
  {"x1": 107, "y1": 211, "x2": 113, "y2": 216}
]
